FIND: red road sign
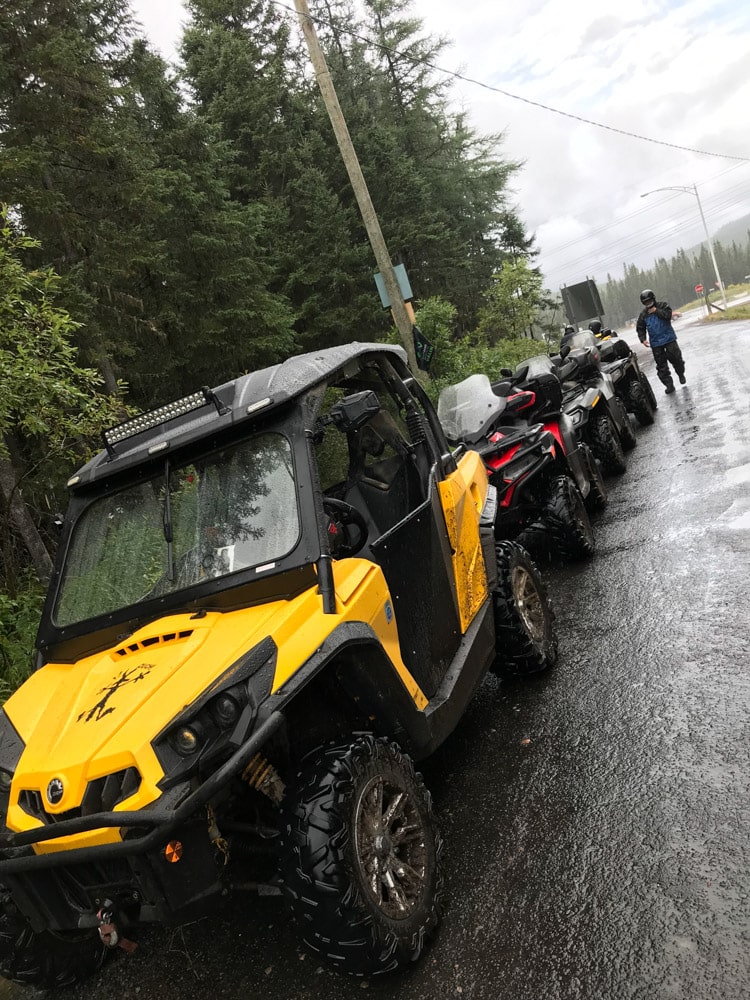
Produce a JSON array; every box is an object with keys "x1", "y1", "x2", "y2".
[{"x1": 695, "y1": 283, "x2": 704, "y2": 295}]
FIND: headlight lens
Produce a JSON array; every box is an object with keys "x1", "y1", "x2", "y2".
[
  {"x1": 212, "y1": 694, "x2": 240, "y2": 727},
  {"x1": 0, "y1": 769, "x2": 13, "y2": 792},
  {"x1": 152, "y1": 637, "x2": 277, "y2": 788},
  {"x1": 172, "y1": 727, "x2": 200, "y2": 756}
]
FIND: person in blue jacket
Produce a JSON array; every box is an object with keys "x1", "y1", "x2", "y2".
[{"x1": 636, "y1": 289, "x2": 686, "y2": 394}]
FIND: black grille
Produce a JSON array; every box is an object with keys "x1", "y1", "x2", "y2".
[{"x1": 19, "y1": 767, "x2": 142, "y2": 825}]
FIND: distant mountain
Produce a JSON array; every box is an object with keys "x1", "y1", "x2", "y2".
[{"x1": 687, "y1": 213, "x2": 750, "y2": 255}]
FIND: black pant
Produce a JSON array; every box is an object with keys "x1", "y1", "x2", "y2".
[{"x1": 651, "y1": 340, "x2": 685, "y2": 388}]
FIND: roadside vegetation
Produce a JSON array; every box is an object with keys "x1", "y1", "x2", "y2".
[
  {"x1": 601, "y1": 244, "x2": 750, "y2": 326},
  {"x1": 0, "y1": 0, "x2": 560, "y2": 696},
  {"x1": 702, "y1": 302, "x2": 750, "y2": 322},
  {"x1": 676, "y1": 282, "x2": 750, "y2": 313}
]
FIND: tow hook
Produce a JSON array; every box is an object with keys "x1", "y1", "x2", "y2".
[{"x1": 96, "y1": 899, "x2": 138, "y2": 954}]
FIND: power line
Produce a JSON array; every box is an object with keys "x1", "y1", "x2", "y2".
[
  {"x1": 542, "y1": 181, "x2": 750, "y2": 266},
  {"x1": 554, "y1": 199, "x2": 750, "y2": 284},
  {"x1": 275, "y1": 0, "x2": 750, "y2": 164},
  {"x1": 549, "y1": 191, "x2": 750, "y2": 282}
]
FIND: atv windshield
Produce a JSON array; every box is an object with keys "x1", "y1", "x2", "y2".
[
  {"x1": 437, "y1": 374, "x2": 506, "y2": 444},
  {"x1": 564, "y1": 332, "x2": 599, "y2": 352},
  {"x1": 515, "y1": 355, "x2": 557, "y2": 379},
  {"x1": 54, "y1": 433, "x2": 300, "y2": 627}
]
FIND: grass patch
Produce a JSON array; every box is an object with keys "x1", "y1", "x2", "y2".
[
  {"x1": 702, "y1": 303, "x2": 750, "y2": 322},
  {"x1": 677, "y1": 282, "x2": 750, "y2": 313}
]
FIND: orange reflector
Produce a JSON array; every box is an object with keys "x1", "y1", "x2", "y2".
[{"x1": 164, "y1": 840, "x2": 183, "y2": 863}]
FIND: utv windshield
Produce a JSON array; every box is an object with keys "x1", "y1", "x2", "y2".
[
  {"x1": 437, "y1": 374, "x2": 505, "y2": 444},
  {"x1": 54, "y1": 433, "x2": 300, "y2": 627}
]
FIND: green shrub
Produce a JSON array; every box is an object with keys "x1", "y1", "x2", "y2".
[
  {"x1": 407, "y1": 296, "x2": 554, "y2": 401},
  {"x1": 0, "y1": 579, "x2": 44, "y2": 702}
]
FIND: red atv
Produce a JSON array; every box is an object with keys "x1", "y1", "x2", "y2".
[{"x1": 438, "y1": 372, "x2": 606, "y2": 562}]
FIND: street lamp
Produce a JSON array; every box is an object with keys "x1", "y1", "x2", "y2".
[{"x1": 640, "y1": 182, "x2": 728, "y2": 310}]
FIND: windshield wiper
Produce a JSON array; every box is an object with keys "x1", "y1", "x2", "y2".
[{"x1": 163, "y1": 460, "x2": 175, "y2": 582}]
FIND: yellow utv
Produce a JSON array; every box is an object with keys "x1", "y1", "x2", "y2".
[{"x1": 0, "y1": 344, "x2": 557, "y2": 986}]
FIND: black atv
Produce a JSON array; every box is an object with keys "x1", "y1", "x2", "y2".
[
  {"x1": 438, "y1": 372, "x2": 604, "y2": 562},
  {"x1": 542, "y1": 332, "x2": 637, "y2": 475},
  {"x1": 593, "y1": 328, "x2": 658, "y2": 426}
]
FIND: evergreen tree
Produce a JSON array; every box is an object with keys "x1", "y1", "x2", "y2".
[
  {"x1": 121, "y1": 38, "x2": 297, "y2": 402},
  {"x1": 0, "y1": 0, "x2": 149, "y2": 388},
  {"x1": 182, "y1": 0, "x2": 384, "y2": 351},
  {"x1": 0, "y1": 209, "x2": 121, "y2": 590},
  {"x1": 0, "y1": 1, "x2": 296, "y2": 405},
  {"x1": 340, "y1": 0, "x2": 525, "y2": 332}
]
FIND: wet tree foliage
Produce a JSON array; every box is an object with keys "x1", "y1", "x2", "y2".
[{"x1": 0, "y1": 0, "x2": 537, "y2": 679}]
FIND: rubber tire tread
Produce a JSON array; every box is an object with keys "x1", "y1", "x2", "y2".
[
  {"x1": 613, "y1": 397, "x2": 638, "y2": 450},
  {"x1": 541, "y1": 476, "x2": 595, "y2": 561},
  {"x1": 491, "y1": 541, "x2": 558, "y2": 678},
  {"x1": 641, "y1": 374, "x2": 658, "y2": 411},
  {"x1": 589, "y1": 410, "x2": 627, "y2": 475},
  {"x1": 0, "y1": 888, "x2": 107, "y2": 989},
  {"x1": 581, "y1": 444, "x2": 608, "y2": 512},
  {"x1": 280, "y1": 736, "x2": 442, "y2": 977},
  {"x1": 627, "y1": 379, "x2": 655, "y2": 426}
]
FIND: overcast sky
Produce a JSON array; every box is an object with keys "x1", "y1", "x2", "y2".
[{"x1": 131, "y1": 0, "x2": 750, "y2": 295}]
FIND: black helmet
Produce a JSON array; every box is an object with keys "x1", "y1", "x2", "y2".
[
  {"x1": 588, "y1": 320, "x2": 603, "y2": 335},
  {"x1": 640, "y1": 289, "x2": 656, "y2": 305},
  {"x1": 564, "y1": 325, "x2": 575, "y2": 334}
]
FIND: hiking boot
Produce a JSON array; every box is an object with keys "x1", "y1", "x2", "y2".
[
  {"x1": 665, "y1": 385, "x2": 676, "y2": 395},
  {"x1": 679, "y1": 373, "x2": 687, "y2": 384}
]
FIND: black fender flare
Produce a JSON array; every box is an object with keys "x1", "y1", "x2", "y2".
[{"x1": 264, "y1": 621, "x2": 431, "y2": 754}]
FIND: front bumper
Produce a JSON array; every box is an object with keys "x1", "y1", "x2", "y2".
[{"x1": 0, "y1": 712, "x2": 284, "y2": 931}]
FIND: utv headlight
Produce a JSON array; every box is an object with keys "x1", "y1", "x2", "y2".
[
  {"x1": 152, "y1": 637, "x2": 277, "y2": 788},
  {"x1": 0, "y1": 770, "x2": 13, "y2": 793},
  {"x1": 212, "y1": 694, "x2": 240, "y2": 727},
  {"x1": 172, "y1": 726, "x2": 200, "y2": 756}
]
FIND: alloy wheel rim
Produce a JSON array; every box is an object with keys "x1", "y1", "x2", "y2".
[
  {"x1": 354, "y1": 774, "x2": 428, "y2": 919},
  {"x1": 511, "y1": 565, "x2": 546, "y2": 642}
]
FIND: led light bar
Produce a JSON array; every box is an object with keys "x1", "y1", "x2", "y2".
[{"x1": 104, "y1": 390, "x2": 211, "y2": 450}]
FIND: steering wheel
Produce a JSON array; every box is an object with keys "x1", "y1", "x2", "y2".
[{"x1": 322, "y1": 497, "x2": 369, "y2": 558}]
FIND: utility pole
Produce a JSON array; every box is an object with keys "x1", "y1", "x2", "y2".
[
  {"x1": 291, "y1": 0, "x2": 420, "y2": 373},
  {"x1": 691, "y1": 183, "x2": 728, "y2": 311}
]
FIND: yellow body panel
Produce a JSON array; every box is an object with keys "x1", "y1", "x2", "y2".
[
  {"x1": 4, "y1": 562, "x2": 425, "y2": 852},
  {"x1": 438, "y1": 450, "x2": 490, "y2": 633}
]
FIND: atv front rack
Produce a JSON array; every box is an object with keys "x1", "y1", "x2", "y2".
[{"x1": 0, "y1": 712, "x2": 285, "y2": 874}]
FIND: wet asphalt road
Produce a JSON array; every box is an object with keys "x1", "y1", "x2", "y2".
[{"x1": 10, "y1": 319, "x2": 750, "y2": 1000}]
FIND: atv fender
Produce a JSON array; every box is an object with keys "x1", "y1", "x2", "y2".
[
  {"x1": 580, "y1": 386, "x2": 602, "y2": 410},
  {"x1": 564, "y1": 442, "x2": 592, "y2": 497},
  {"x1": 268, "y1": 613, "x2": 495, "y2": 762}
]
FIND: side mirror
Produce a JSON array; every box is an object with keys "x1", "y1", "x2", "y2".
[
  {"x1": 51, "y1": 513, "x2": 65, "y2": 535},
  {"x1": 329, "y1": 390, "x2": 381, "y2": 433},
  {"x1": 499, "y1": 367, "x2": 513, "y2": 377},
  {"x1": 559, "y1": 344, "x2": 571, "y2": 360}
]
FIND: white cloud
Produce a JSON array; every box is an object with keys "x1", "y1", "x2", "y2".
[{"x1": 408, "y1": 0, "x2": 750, "y2": 291}]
